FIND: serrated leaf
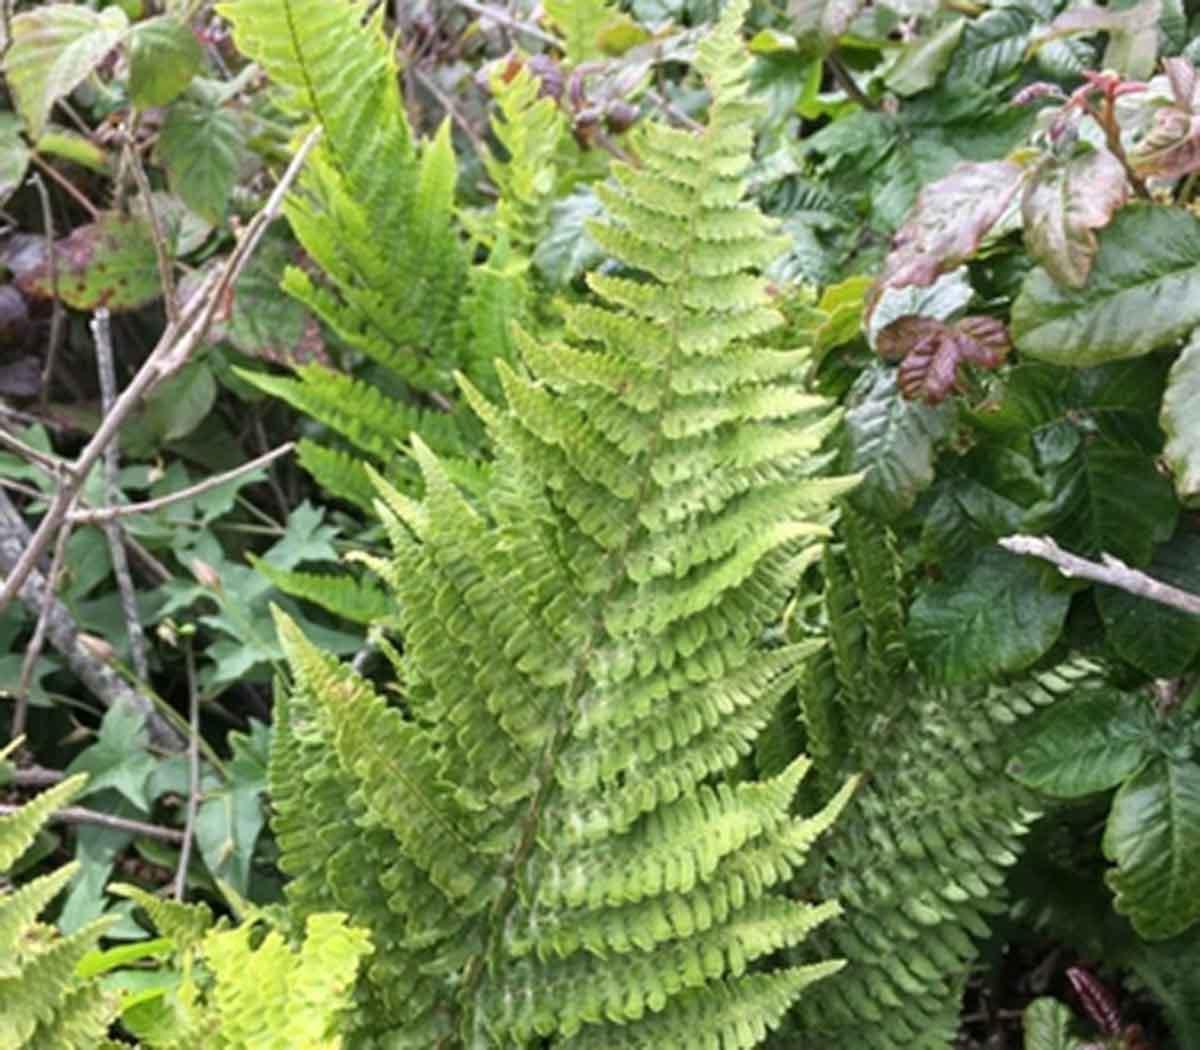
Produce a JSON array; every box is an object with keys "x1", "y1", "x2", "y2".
[
  {"x1": 1022, "y1": 998, "x2": 1087, "y2": 1050},
  {"x1": 869, "y1": 161, "x2": 1025, "y2": 316},
  {"x1": 1104, "y1": 755, "x2": 1200, "y2": 940},
  {"x1": 1098, "y1": 528, "x2": 1200, "y2": 676},
  {"x1": 129, "y1": 15, "x2": 204, "y2": 108},
  {"x1": 1009, "y1": 691, "x2": 1154, "y2": 798},
  {"x1": 157, "y1": 95, "x2": 241, "y2": 225},
  {"x1": 908, "y1": 546, "x2": 1071, "y2": 683},
  {"x1": 885, "y1": 17, "x2": 964, "y2": 97},
  {"x1": 842, "y1": 362, "x2": 954, "y2": 519},
  {"x1": 65, "y1": 703, "x2": 157, "y2": 811},
  {"x1": 1021, "y1": 146, "x2": 1128, "y2": 289},
  {"x1": 17, "y1": 210, "x2": 161, "y2": 311},
  {"x1": 945, "y1": 7, "x2": 1032, "y2": 87},
  {"x1": 1162, "y1": 330, "x2": 1200, "y2": 504},
  {"x1": 2, "y1": 3, "x2": 129, "y2": 139},
  {"x1": 1031, "y1": 0, "x2": 1160, "y2": 79},
  {"x1": 0, "y1": 113, "x2": 31, "y2": 204},
  {"x1": 1013, "y1": 206, "x2": 1200, "y2": 365}
]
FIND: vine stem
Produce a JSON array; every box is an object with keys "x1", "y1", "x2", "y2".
[{"x1": 999, "y1": 534, "x2": 1200, "y2": 617}]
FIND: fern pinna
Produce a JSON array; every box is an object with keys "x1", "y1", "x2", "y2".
[
  {"x1": 776, "y1": 508, "x2": 1112, "y2": 1049},
  {"x1": 266, "y1": 3, "x2": 859, "y2": 1046}
]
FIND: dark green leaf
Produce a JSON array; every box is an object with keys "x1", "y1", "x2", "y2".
[
  {"x1": 194, "y1": 726, "x2": 267, "y2": 895},
  {"x1": 1013, "y1": 206, "x2": 1200, "y2": 365},
  {"x1": 141, "y1": 362, "x2": 217, "y2": 443},
  {"x1": 885, "y1": 17, "x2": 964, "y2": 97},
  {"x1": 2, "y1": 3, "x2": 129, "y2": 138},
  {"x1": 65, "y1": 703, "x2": 157, "y2": 811},
  {"x1": 129, "y1": 15, "x2": 203, "y2": 108},
  {"x1": 1009, "y1": 691, "x2": 1154, "y2": 797},
  {"x1": 1098, "y1": 528, "x2": 1200, "y2": 676},
  {"x1": 1162, "y1": 330, "x2": 1200, "y2": 505},
  {"x1": 908, "y1": 546, "x2": 1071, "y2": 683},
  {"x1": 0, "y1": 113, "x2": 30, "y2": 205},
  {"x1": 534, "y1": 187, "x2": 604, "y2": 288},
  {"x1": 842, "y1": 362, "x2": 954, "y2": 519},
  {"x1": 158, "y1": 96, "x2": 242, "y2": 225},
  {"x1": 944, "y1": 7, "x2": 1032, "y2": 87},
  {"x1": 1104, "y1": 755, "x2": 1200, "y2": 940}
]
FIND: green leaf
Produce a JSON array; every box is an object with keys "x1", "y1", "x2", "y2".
[
  {"x1": 543, "y1": 0, "x2": 620, "y2": 65},
  {"x1": 157, "y1": 95, "x2": 241, "y2": 225},
  {"x1": 2, "y1": 3, "x2": 129, "y2": 139},
  {"x1": 1021, "y1": 147, "x2": 1128, "y2": 289},
  {"x1": 533, "y1": 186, "x2": 605, "y2": 288},
  {"x1": 129, "y1": 15, "x2": 203, "y2": 108},
  {"x1": 0, "y1": 113, "x2": 31, "y2": 205},
  {"x1": 908, "y1": 547, "x2": 1071, "y2": 684},
  {"x1": 65, "y1": 703, "x2": 157, "y2": 811},
  {"x1": 790, "y1": 0, "x2": 865, "y2": 54},
  {"x1": 1022, "y1": 998, "x2": 1086, "y2": 1050},
  {"x1": 842, "y1": 362, "x2": 954, "y2": 519},
  {"x1": 885, "y1": 17, "x2": 964, "y2": 97},
  {"x1": 1098, "y1": 528, "x2": 1200, "y2": 677},
  {"x1": 1104, "y1": 755, "x2": 1200, "y2": 940},
  {"x1": 141, "y1": 362, "x2": 217, "y2": 443},
  {"x1": 20, "y1": 210, "x2": 162, "y2": 311},
  {"x1": 1013, "y1": 206, "x2": 1200, "y2": 365},
  {"x1": 36, "y1": 125, "x2": 109, "y2": 172},
  {"x1": 1009, "y1": 691, "x2": 1154, "y2": 798},
  {"x1": 194, "y1": 726, "x2": 267, "y2": 895},
  {"x1": 1162, "y1": 331, "x2": 1200, "y2": 505}
]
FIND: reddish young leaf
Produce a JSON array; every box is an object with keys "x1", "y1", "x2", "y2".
[
  {"x1": 1066, "y1": 966, "x2": 1122, "y2": 1036},
  {"x1": 867, "y1": 161, "x2": 1025, "y2": 319},
  {"x1": 1022, "y1": 146, "x2": 1129, "y2": 288},
  {"x1": 876, "y1": 314, "x2": 1010, "y2": 404},
  {"x1": 1132, "y1": 61, "x2": 1200, "y2": 181}
]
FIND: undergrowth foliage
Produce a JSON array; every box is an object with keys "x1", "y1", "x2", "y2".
[{"x1": 266, "y1": 2, "x2": 860, "y2": 1045}]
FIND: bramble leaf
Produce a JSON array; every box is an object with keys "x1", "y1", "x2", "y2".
[
  {"x1": 1012, "y1": 206, "x2": 1200, "y2": 365},
  {"x1": 128, "y1": 15, "x2": 204, "y2": 108},
  {"x1": 1021, "y1": 146, "x2": 1128, "y2": 289},
  {"x1": 158, "y1": 94, "x2": 242, "y2": 225},
  {"x1": 1162, "y1": 330, "x2": 1200, "y2": 505}
]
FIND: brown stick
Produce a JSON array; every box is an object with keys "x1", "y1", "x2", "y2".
[
  {"x1": 0, "y1": 127, "x2": 322, "y2": 615},
  {"x1": 0, "y1": 801, "x2": 185, "y2": 843},
  {"x1": 999, "y1": 534, "x2": 1200, "y2": 617}
]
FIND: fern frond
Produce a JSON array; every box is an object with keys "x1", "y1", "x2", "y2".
[
  {"x1": 269, "y1": 4, "x2": 860, "y2": 1047},
  {"x1": 251, "y1": 558, "x2": 396, "y2": 627},
  {"x1": 110, "y1": 883, "x2": 213, "y2": 956},
  {"x1": 0, "y1": 774, "x2": 84, "y2": 871}
]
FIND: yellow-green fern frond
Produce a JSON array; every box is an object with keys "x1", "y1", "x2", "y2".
[{"x1": 269, "y1": 3, "x2": 860, "y2": 1047}]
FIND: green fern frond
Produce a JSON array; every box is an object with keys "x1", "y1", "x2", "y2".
[
  {"x1": 269, "y1": 3, "x2": 861, "y2": 1047},
  {"x1": 251, "y1": 558, "x2": 396, "y2": 627},
  {"x1": 0, "y1": 776, "x2": 119, "y2": 1050},
  {"x1": 782, "y1": 513, "x2": 1112, "y2": 1050},
  {"x1": 544, "y1": 0, "x2": 621, "y2": 65},
  {"x1": 294, "y1": 440, "x2": 377, "y2": 512},
  {"x1": 110, "y1": 883, "x2": 214, "y2": 956}
]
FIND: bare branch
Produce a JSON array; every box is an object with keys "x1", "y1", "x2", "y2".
[
  {"x1": 999, "y1": 534, "x2": 1200, "y2": 618},
  {"x1": 0, "y1": 127, "x2": 322, "y2": 614},
  {"x1": 173, "y1": 640, "x2": 201, "y2": 901},
  {"x1": 452, "y1": 0, "x2": 558, "y2": 46},
  {"x1": 0, "y1": 801, "x2": 185, "y2": 843},
  {"x1": 124, "y1": 139, "x2": 180, "y2": 326},
  {"x1": 31, "y1": 173, "x2": 66, "y2": 410}
]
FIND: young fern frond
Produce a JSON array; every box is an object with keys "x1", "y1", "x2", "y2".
[{"x1": 268, "y1": 3, "x2": 860, "y2": 1046}]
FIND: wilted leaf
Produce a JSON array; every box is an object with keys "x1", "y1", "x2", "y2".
[
  {"x1": 908, "y1": 546, "x2": 1071, "y2": 683},
  {"x1": 877, "y1": 314, "x2": 1010, "y2": 403},
  {"x1": 17, "y1": 211, "x2": 161, "y2": 311},
  {"x1": 129, "y1": 15, "x2": 204, "y2": 108},
  {"x1": 885, "y1": 17, "x2": 964, "y2": 97},
  {"x1": 0, "y1": 113, "x2": 31, "y2": 205},
  {"x1": 1009, "y1": 690, "x2": 1154, "y2": 797},
  {"x1": 0, "y1": 285, "x2": 30, "y2": 346},
  {"x1": 1162, "y1": 330, "x2": 1200, "y2": 504},
  {"x1": 3, "y1": 3, "x2": 129, "y2": 139},
  {"x1": 1013, "y1": 206, "x2": 1200, "y2": 365},
  {"x1": 869, "y1": 161, "x2": 1025, "y2": 317},
  {"x1": 158, "y1": 95, "x2": 242, "y2": 225},
  {"x1": 842, "y1": 362, "x2": 954, "y2": 519},
  {"x1": 1022, "y1": 146, "x2": 1128, "y2": 288},
  {"x1": 1104, "y1": 755, "x2": 1200, "y2": 940}
]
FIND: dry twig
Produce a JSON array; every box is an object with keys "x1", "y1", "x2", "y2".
[
  {"x1": 173, "y1": 639, "x2": 201, "y2": 901},
  {"x1": 0, "y1": 800, "x2": 186, "y2": 843}
]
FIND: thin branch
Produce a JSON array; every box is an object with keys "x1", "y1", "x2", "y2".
[
  {"x1": 69, "y1": 442, "x2": 295, "y2": 524},
  {"x1": 0, "y1": 425, "x2": 68, "y2": 474},
  {"x1": 0, "y1": 127, "x2": 322, "y2": 615},
  {"x1": 999, "y1": 534, "x2": 1200, "y2": 618},
  {"x1": 173, "y1": 640, "x2": 201, "y2": 901},
  {"x1": 14, "y1": 508, "x2": 74, "y2": 740},
  {"x1": 93, "y1": 309, "x2": 149, "y2": 681},
  {"x1": 0, "y1": 801, "x2": 185, "y2": 843},
  {"x1": 451, "y1": 0, "x2": 558, "y2": 46},
  {"x1": 124, "y1": 138, "x2": 179, "y2": 326},
  {"x1": 29, "y1": 154, "x2": 100, "y2": 219},
  {"x1": 7, "y1": 766, "x2": 65, "y2": 788},
  {"x1": 31, "y1": 174, "x2": 66, "y2": 409},
  {"x1": 826, "y1": 53, "x2": 878, "y2": 111}
]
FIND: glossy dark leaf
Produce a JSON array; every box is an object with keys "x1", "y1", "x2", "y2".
[
  {"x1": 1009, "y1": 691, "x2": 1154, "y2": 798},
  {"x1": 869, "y1": 161, "x2": 1025, "y2": 316},
  {"x1": 1022, "y1": 147, "x2": 1128, "y2": 288},
  {"x1": 1104, "y1": 755, "x2": 1200, "y2": 940},
  {"x1": 1013, "y1": 206, "x2": 1200, "y2": 365},
  {"x1": 877, "y1": 313, "x2": 1010, "y2": 403},
  {"x1": 908, "y1": 546, "x2": 1071, "y2": 684}
]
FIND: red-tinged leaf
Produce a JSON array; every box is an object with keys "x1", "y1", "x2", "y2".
[
  {"x1": 1132, "y1": 106, "x2": 1200, "y2": 180},
  {"x1": 1031, "y1": 0, "x2": 1160, "y2": 78},
  {"x1": 877, "y1": 314, "x2": 1010, "y2": 404},
  {"x1": 868, "y1": 161, "x2": 1025, "y2": 318},
  {"x1": 1022, "y1": 147, "x2": 1128, "y2": 288},
  {"x1": 17, "y1": 211, "x2": 162, "y2": 311},
  {"x1": 1165, "y1": 56, "x2": 1198, "y2": 110},
  {"x1": 1066, "y1": 967, "x2": 1121, "y2": 1035}
]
